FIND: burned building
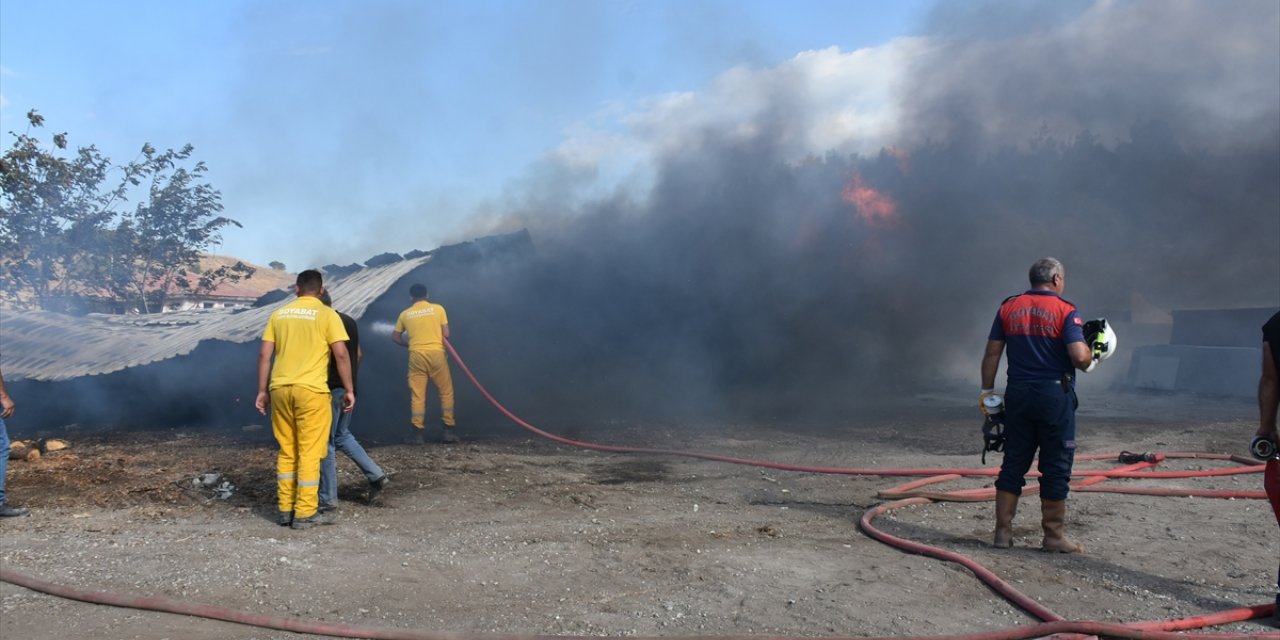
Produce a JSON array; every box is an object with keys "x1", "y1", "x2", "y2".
[{"x1": 0, "y1": 231, "x2": 535, "y2": 436}]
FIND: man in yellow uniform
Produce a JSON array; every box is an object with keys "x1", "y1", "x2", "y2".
[
  {"x1": 392, "y1": 283, "x2": 456, "y2": 444},
  {"x1": 255, "y1": 269, "x2": 354, "y2": 529}
]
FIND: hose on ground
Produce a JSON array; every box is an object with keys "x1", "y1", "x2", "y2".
[
  {"x1": 445, "y1": 341, "x2": 1265, "y2": 487},
  {"x1": 0, "y1": 564, "x2": 1273, "y2": 640},
  {"x1": 0, "y1": 340, "x2": 1273, "y2": 639},
  {"x1": 443, "y1": 339, "x2": 1273, "y2": 636}
]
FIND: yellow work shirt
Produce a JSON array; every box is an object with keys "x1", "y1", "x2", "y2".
[
  {"x1": 262, "y1": 296, "x2": 349, "y2": 393},
  {"x1": 394, "y1": 301, "x2": 449, "y2": 352}
]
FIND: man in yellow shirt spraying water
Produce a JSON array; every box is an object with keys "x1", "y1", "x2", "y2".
[{"x1": 392, "y1": 283, "x2": 457, "y2": 444}]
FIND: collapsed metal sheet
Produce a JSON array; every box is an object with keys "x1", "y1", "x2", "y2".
[{"x1": 0, "y1": 256, "x2": 431, "y2": 382}]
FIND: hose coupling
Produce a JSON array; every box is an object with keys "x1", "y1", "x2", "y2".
[{"x1": 1118, "y1": 451, "x2": 1157, "y2": 464}]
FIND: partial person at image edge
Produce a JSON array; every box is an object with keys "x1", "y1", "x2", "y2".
[
  {"x1": 1256, "y1": 309, "x2": 1280, "y2": 627},
  {"x1": 0, "y1": 363, "x2": 31, "y2": 518}
]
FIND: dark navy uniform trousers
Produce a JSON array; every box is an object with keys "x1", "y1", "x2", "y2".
[{"x1": 995, "y1": 378, "x2": 1077, "y2": 501}]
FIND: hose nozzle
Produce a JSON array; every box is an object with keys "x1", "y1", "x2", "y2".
[
  {"x1": 1251, "y1": 436, "x2": 1277, "y2": 461},
  {"x1": 981, "y1": 416, "x2": 1005, "y2": 465}
]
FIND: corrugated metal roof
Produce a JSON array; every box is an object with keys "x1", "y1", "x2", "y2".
[{"x1": 0, "y1": 256, "x2": 430, "y2": 382}]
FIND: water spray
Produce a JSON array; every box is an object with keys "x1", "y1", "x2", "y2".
[{"x1": 368, "y1": 321, "x2": 396, "y2": 337}]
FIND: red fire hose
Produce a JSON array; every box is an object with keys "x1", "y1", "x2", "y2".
[
  {"x1": 0, "y1": 340, "x2": 1274, "y2": 639},
  {"x1": 440, "y1": 341, "x2": 1274, "y2": 636},
  {"x1": 0, "y1": 565, "x2": 1273, "y2": 640}
]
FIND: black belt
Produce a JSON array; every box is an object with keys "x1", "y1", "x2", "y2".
[{"x1": 1009, "y1": 376, "x2": 1075, "y2": 393}]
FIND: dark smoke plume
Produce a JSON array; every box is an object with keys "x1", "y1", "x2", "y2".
[
  {"x1": 435, "y1": 0, "x2": 1279, "y2": 426},
  {"x1": 15, "y1": 1, "x2": 1275, "y2": 435}
]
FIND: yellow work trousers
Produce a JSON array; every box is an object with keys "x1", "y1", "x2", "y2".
[
  {"x1": 408, "y1": 349, "x2": 455, "y2": 429},
  {"x1": 270, "y1": 385, "x2": 332, "y2": 518}
]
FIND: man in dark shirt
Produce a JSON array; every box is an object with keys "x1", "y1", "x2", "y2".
[
  {"x1": 318, "y1": 291, "x2": 388, "y2": 514},
  {"x1": 981, "y1": 258, "x2": 1094, "y2": 553}
]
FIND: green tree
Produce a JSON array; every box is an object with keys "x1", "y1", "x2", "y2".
[
  {"x1": 0, "y1": 110, "x2": 114, "y2": 311},
  {"x1": 103, "y1": 143, "x2": 249, "y2": 313},
  {"x1": 0, "y1": 110, "x2": 252, "y2": 313}
]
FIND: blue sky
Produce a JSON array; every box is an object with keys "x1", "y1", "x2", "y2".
[{"x1": 0, "y1": 0, "x2": 931, "y2": 269}]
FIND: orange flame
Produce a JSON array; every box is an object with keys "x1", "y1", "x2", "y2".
[
  {"x1": 884, "y1": 145, "x2": 910, "y2": 174},
  {"x1": 841, "y1": 170, "x2": 898, "y2": 227}
]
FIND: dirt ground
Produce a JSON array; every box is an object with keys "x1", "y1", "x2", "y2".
[{"x1": 0, "y1": 388, "x2": 1276, "y2": 639}]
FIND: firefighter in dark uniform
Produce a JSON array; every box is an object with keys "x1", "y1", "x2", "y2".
[{"x1": 981, "y1": 257, "x2": 1095, "y2": 553}]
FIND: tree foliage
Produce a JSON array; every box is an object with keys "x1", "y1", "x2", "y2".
[
  {"x1": 0, "y1": 110, "x2": 252, "y2": 313},
  {"x1": 0, "y1": 111, "x2": 112, "y2": 310}
]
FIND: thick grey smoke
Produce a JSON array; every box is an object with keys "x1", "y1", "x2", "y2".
[
  {"x1": 11, "y1": 1, "x2": 1275, "y2": 435},
  {"x1": 905, "y1": 1, "x2": 1280, "y2": 153},
  {"x1": 896, "y1": 0, "x2": 1279, "y2": 309},
  {"x1": 440, "y1": 0, "x2": 1279, "y2": 424}
]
